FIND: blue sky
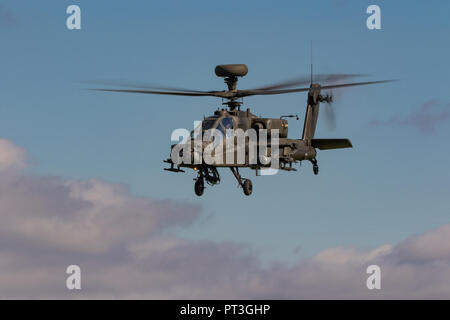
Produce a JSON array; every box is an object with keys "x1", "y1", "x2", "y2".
[{"x1": 1, "y1": 0, "x2": 450, "y2": 264}]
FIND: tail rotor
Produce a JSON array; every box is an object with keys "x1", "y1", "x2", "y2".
[{"x1": 322, "y1": 89, "x2": 336, "y2": 131}]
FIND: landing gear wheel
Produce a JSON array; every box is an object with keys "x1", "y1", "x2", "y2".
[
  {"x1": 313, "y1": 165, "x2": 319, "y2": 175},
  {"x1": 194, "y1": 178, "x2": 204, "y2": 196},
  {"x1": 243, "y1": 179, "x2": 253, "y2": 196}
]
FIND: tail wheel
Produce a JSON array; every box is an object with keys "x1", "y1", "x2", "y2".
[
  {"x1": 243, "y1": 179, "x2": 253, "y2": 196},
  {"x1": 194, "y1": 179, "x2": 204, "y2": 196},
  {"x1": 313, "y1": 165, "x2": 319, "y2": 175}
]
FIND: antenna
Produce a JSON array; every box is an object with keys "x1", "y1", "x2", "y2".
[{"x1": 310, "y1": 40, "x2": 313, "y2": 84}]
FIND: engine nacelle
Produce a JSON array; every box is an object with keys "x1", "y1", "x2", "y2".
[{"x1": 251, "y1": 118, "x2": 288, "y2": 138}]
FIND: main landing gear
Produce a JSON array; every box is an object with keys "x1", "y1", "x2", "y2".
[
  {"x1": 194, "y1": 177, "x2": 205, "y2": 196},
  {"x1": 311, "y1": 158, "x2": 319, "y2": 175},
  {"x1": 193, "y1": 166, "x2": 253, "y2": 196},
  {"x1": 194, "y1": 166, "x2": 220, "y2": 197},
  {"x1": 230, "y1": 167, "x2": 253, "y2": 196}
]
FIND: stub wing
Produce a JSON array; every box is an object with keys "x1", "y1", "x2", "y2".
[{"x1": 311, "y1": 139, "x2": 353, "y2": 150}]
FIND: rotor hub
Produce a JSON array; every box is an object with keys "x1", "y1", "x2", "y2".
[{"x1": 214, "y1": 64, "x2": 248, "y2": 111}]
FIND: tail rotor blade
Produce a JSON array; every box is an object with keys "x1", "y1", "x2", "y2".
[{"x1": 324, "y1": 101, "x2": 336, "y2": 132}]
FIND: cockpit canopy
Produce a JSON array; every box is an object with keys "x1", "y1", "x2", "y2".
[
  {"x1": 192, "y1": 116, "x2": 234, "y2": 140},
  {"x1": 201, "y1": 117, "x2": 218, "y2": 131}
]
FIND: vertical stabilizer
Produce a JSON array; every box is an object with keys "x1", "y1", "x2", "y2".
[{"x1": 302, "y1": 85, "x2": 321, "y2": 140}]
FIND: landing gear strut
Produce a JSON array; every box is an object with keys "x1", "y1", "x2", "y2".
[
  {"x1": 311, "y1": 158, "x2": 319, "y2": 175},
  {"x1": 230, "y1": 167, "x2": 253, "y2": 196}
]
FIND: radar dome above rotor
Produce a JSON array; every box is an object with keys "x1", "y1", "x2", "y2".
[{"x1": 215, "y1": 64, "x2": 248, "y2": 77}]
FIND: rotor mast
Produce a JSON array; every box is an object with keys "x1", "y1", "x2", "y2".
[
  {"x1": 215, "y1": 64, "x2": 248, "y2": 111},
  {"x1": 223, "y1": 76, "x2": 242, "y2": 110}
]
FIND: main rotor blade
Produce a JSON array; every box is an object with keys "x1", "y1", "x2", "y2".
[
  {"x1": 89, "y1": 88, "x2": 228, "y2": 98},
  {"x1": 88, "y1": 79, "x2": 395, "y2": 99},
  {"x1": 250, "y1": 73, "x2": 368, "y2": 91},
  {"x1": 83, "y1": 80, "x2": 207, "y2": 93},
  {"x1": 237, "y1": 79, "x2": 395, "y2": 97},
  {"x1": 320, "y1": 79, "x2": 396, "y2": 90}
]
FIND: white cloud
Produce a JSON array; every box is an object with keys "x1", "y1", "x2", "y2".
[
  {"x1": 0, "y1": 139, "x2": 27, "y2": 172},
  {"x1": 393, "y1": 224, "x2": 450, "y2": 262}
]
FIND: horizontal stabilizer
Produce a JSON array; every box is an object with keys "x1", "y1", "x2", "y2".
[{"x1": 311, "y1": 139, "x2": 353, "y2": 150}]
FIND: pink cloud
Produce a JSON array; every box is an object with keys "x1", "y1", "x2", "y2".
[
  {"x1": 370, "y1": 100, "x2": 450, "y2": 134},
  {"x1": 0, "y1": 139, "x2": 27, "y2": 172},
  {"x1": 0, "y1": 138, "x2": 450, "y2": 298}
]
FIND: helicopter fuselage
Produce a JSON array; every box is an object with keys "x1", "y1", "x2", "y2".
[{"x1": 167, "y1": 108, "x2": 317, "y2": 170}]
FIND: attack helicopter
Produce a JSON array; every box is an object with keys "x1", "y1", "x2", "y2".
[{"x1": 90, "y1": 64, "x2": 392, "y2": 196}]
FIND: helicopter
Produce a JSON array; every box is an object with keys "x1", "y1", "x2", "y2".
[{"x1": 90, "y1": 64, "x2": 392, "y2": 196}]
